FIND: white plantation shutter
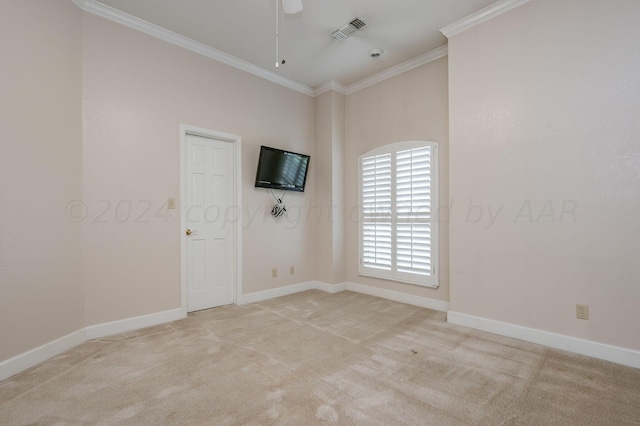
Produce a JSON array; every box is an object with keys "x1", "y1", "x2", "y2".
[
  {"x1": 359, "y1": 141, "x2": 438, "y2": 287},
  {"x1": 362, "y1": 222, "x2": 392, "y2": 269},
  {"x1": 362, "y1": 154, "x2": 392, "y2": 270},
  {"x1": 396, "y1": 147, "x2": 432, "y2": 276}
]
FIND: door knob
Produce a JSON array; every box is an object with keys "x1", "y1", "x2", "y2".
[{"x1": 186, "y1": 229, "x2": 195, "y2": 236}]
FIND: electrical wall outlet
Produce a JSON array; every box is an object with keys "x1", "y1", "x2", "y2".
[
  {"x1": 167, "y1": 198, "x2": 176, "y2": 209},
  {"x1": 290, "y1": 266, "x2": 295, "y2": 275},
  {"x1": 576, "y1": 304, "x2": 589, "y2": 320},
  {"x1": 272, "y1": 268, "x2": 277, "y2": 278}
]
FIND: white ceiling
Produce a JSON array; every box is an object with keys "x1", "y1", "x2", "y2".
[{"x1": 92, "y1": 0, "x2": 498, "y2": 88}]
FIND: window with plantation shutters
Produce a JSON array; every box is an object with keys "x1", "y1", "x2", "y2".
[{"x1": 359, "y1": 141, "x2": 438, "y2": 287}]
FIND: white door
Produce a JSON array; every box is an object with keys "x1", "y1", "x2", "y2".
[{"x1": 185, "y1": 133, "x2": 235, "y2": 312}]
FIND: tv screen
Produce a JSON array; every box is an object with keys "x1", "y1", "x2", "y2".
[{"x1": 255, "y1": 146, "x2": 310, "y2": 192}]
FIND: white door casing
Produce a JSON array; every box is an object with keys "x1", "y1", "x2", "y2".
[{"x1": 180, "y1": 125, "x2": 242, "y2": 314}]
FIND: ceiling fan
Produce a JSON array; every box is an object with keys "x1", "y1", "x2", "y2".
[
  {"x1": 281, "y1": 0, "x2": 303, "y2": 14},
  {"x1": 275, "y1": 0, "x2": 302, "y2": 68}
]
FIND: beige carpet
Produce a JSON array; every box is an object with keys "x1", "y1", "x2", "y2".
[{"x1": 1, "y1": 290, "x2": 639, "y2": 425}]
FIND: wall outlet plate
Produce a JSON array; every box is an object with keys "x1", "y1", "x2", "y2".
[
  {"x1": 290, "y1": 266, "x2": 295, "y2": 275},
  {"x1": 576, "y1": 304, "x2": 589, "y2": 320},
  {"x1": 272, "y1": 268, "x2": 277, "y2": 278}
]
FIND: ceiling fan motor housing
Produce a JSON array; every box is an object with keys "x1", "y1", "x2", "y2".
[{"x1": 282, "y1": 0, "x2": 303, "y2": 14}]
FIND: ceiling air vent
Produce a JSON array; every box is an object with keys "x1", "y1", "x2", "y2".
[
  {"x1": 349, "y1": 18, "x2": 366, "y2": 30},
  {"x1": 331, "y1": 17, "x2": 367, "y2": 40}
]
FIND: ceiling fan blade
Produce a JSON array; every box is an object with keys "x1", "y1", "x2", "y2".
[{"x1": 282, "y1": 0, "x2": 303, "y2": 14}]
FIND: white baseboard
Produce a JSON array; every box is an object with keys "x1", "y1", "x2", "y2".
[
  {"x1": 1, "y1": 309, "x2": 185, "y2": 382},
  {"x1": 240, "y1": 281, "x2": 449, "y2": 313},
  {"x1": 0, "y1": 329, "x2": 86, "y2": 382},
  {"x1": 447, "y1": 311, "x2": 640, "y2": 369},
  {"x1": 85, "y1": 308, "x2": 184, "y2": 340},
  {"x1": 315, "y1": 281, "x2": 348, "y2": 294},
  {"x1": 343, "y1": 281, "x2": 450, "y2": 312},
  {"x1": 239, "y1": 281, "x2": 317, "y2": 305}
]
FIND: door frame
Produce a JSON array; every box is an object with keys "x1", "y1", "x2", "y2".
[{"x1": 179, "y1": 123, "x2": 243, "y2": 316}]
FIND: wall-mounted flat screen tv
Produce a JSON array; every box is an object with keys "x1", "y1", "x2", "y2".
[{"x1": 255, "y1": 145, "x2": 310, "y2": 192}]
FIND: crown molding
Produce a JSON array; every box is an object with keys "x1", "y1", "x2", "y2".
[
  {"x1": 440, "y1": 0, "x2": 530, "y2": 38},
  {"x1": 72, "y1": 0, "x2": 314, "y2": 96},
  {"x1": 313, "y1": 80, "x2": 347, "y2": 97},
  {"x1": 344, "y1": 45, "x2": 448, "y2": 95}
]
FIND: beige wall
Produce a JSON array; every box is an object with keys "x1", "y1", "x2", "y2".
[
  {"x1": 345, "y1": 57, "x2": 450, "y2": 302},
  {"x1": 314, "y1": 92, "x2": 333, "y2": 284},
  {"x1": 81, "y1": 14, "x2": 315, "y2": 326},
  {"x1": 314, "y1": 90, "x2": 346, "y2": 284},
  {"x1": 331, "y1": 92, "x2": 347, "y2": 283},
  {"x1": 0, "y1": 0, "x2": 84, "y2": 360},
  {"x1": 448, "y1": 0, "x2": 640, "y2": 350}
]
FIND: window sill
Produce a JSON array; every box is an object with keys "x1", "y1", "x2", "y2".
[{"x1": 358, "y1": 271, "x2": 439, "y2": 289}]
